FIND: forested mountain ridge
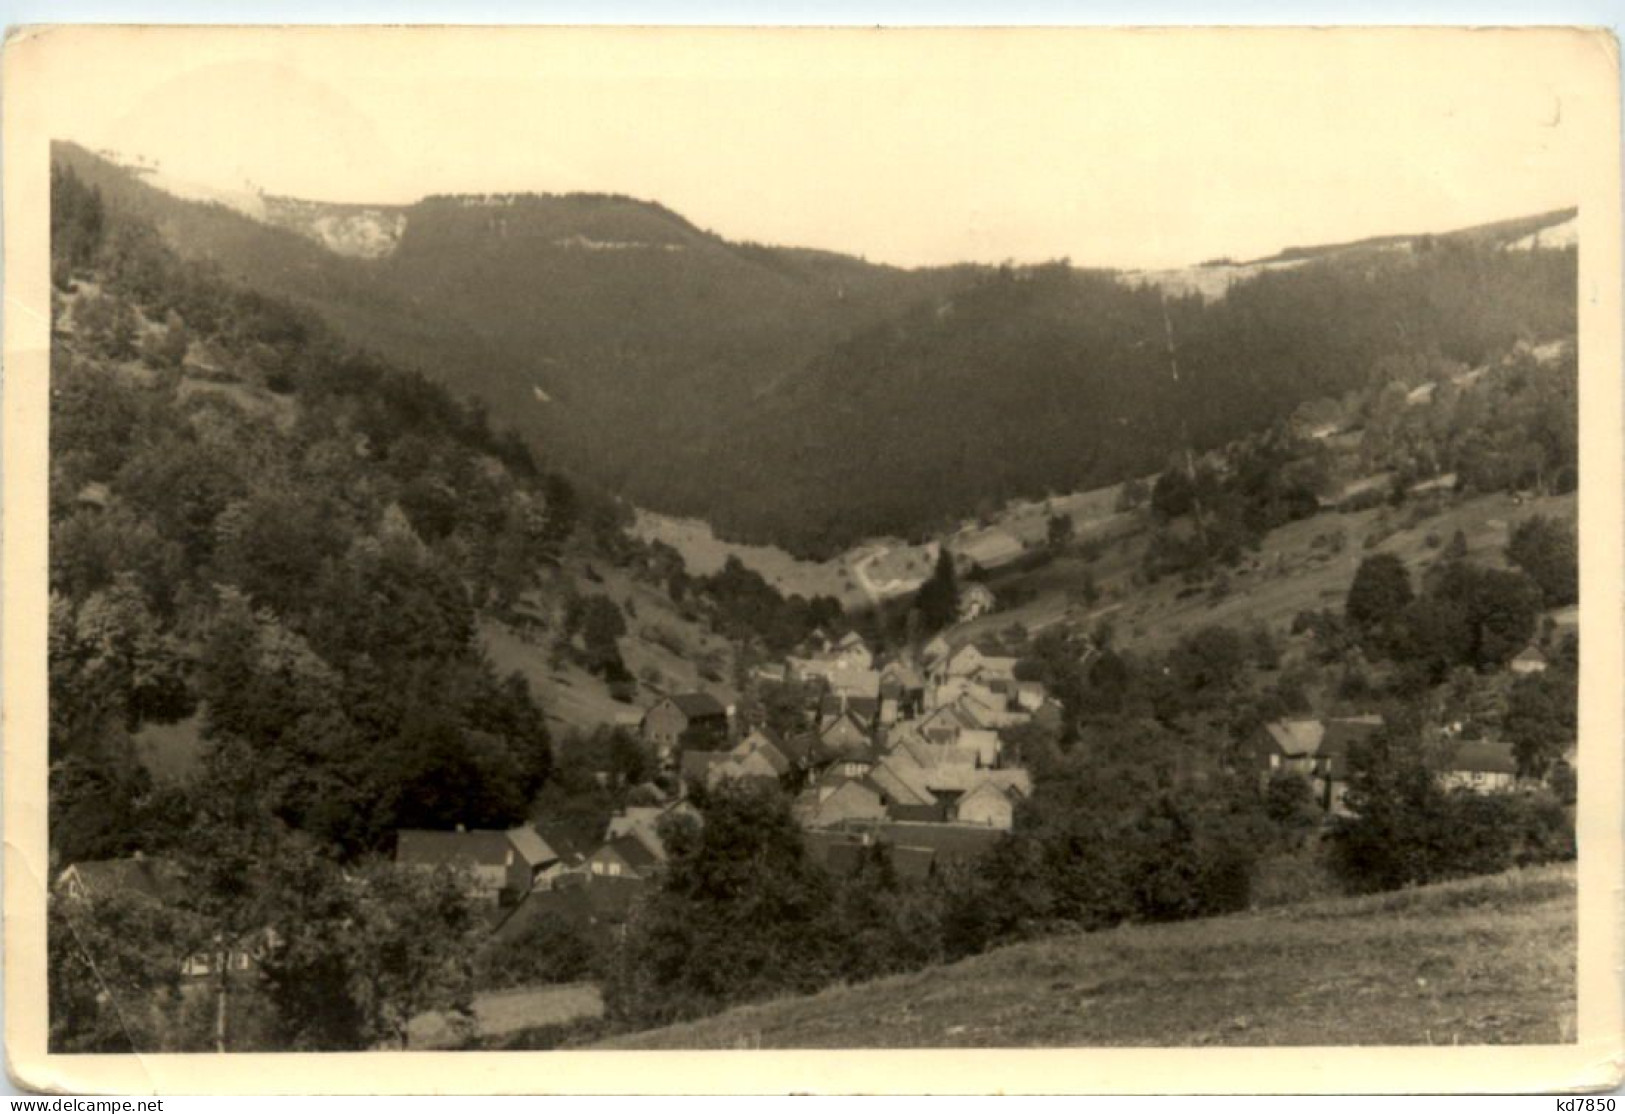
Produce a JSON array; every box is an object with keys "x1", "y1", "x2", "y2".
[
  {"x1": 45, "y1": 157, "x2": 1581, "y2": 1054},
  {"x1": 47, "y1": 159, "x2": 657, "y2": 870},
  {"x1": 53, "y1": 143, "x2": 1577, "y2": 559}
]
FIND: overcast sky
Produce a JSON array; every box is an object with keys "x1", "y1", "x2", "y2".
[{"x1": 39, "y1": 26, "x2": 1591, "y2": 269}]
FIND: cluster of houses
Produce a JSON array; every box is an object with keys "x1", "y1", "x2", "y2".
[
  {"x1": 641, "y1": 629, "x2": 1057, "y2": 873},
  {"x1": 61, "y1": 614, "x2": 1570, "y2": 977},
  {"x1": 381, "y1": 631, "x2": 1058, "y2": 937},
  {"x1": 1247, "y1": 713, "x2": 1528, "y2": 815},
  {"x1": 393, "y1": 796, "x2": 702, "y2": 947}
]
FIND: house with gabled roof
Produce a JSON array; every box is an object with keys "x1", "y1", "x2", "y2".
[
  {"x1": 1248, "y1": 714, "x2": 1383, "y2": 812},
  {"x1": 730, "y1": 728, "x2": 792, "y2": 777},
  {"x1": 54, "y1": 856, "x2": 269, "y2": 979},
  {"x1": 55, "y1": 855, "x2": 182, "y2": 905},
  {"x1": 917, "y1": 702, "x2": 977, "y2": 745},
  {"x1": 874, "y1": 820, "x2": 1003, "y2": 863},
  {"x1": 1310, "y1": 715, "x2": 1385, "y2": 810},
  {"x1": 818, "y1": 707, "x2": 873, "y2": 756},
  {"x1": 641, "y1": 692, "x2": 731, "y2": 766},
  {"x1": 939, "y1": 643, "x2": 986, "y2": 683},
  {"x1": 879, "y1": 660, "x2": 925, "y2": 693},
  {"x1": 395, "y1": 825, "x2": 558, "y2": 904},
  {"x1": 954, "y1": 688, "x2": 1024, "y2": 729},
  {"x1": 491, "y1": 874, "x2": 645, "y2": 949},
  {"x1": 776, "y1": 731, "x2": 818, "y2": 772},
  {"x1": 1435, "y1": 739, "x2": 1521, "y2": 794},
  {"x1": 827, "y1": 668, "x2": 882, "y2": 700},
  {"x1": 792, "y1": 777, "x2": 888, "y2": 828},
  {"x1": 874, "y1": 752, "x2": 937, "y2": 803},
  {"x1": 819, "y1": 693, "x2": 880, "y2": 728},
  {"x1": 1510, "y1": 644, "x2": 1549, "y2": 675},
  {"x1": 706, "y1": 747, "x2": 784, "y2": 790},
  {"x1": 586, "y1": 833, "x2": 662, "y2": 881},
  {"x1": 879, "y1": 662, "x2": 927, "y2": 720},
  {"x1": 803, "y1": 831, "x2": 941, "y2": 881},
  {"x1": 953, "y1": 781, "x2": 1016, "y2": 829},
  {"x1": 1251, "y1": 718, "x2": 1327, "y2": 778},
  {"x1": 603, "y1": 799, "x2": 698, "y2": 863},
  {"x1": 956, "y1": 728, "x2": 1002, "y2": 769},
  {"x1": 866, "y1": 763, "x2": 936, "y2": 810},
  {"x1": 896, "y1": 733, "x2": 979, "y2": 773},
  {"x1": 882, "y1": 721, "x2": 929, "y2": 753}
]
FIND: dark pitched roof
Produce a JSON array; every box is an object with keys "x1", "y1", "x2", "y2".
[
  {"x1": 738, "y1": 724, "x2": 782, "y2": 748},
  {"x1": 668, "y1": 692, "x2": 728, "y2": 718},
  {"x1": 1441, "y1": 740, "x2": 1519, "y2": 776},
  {"x1": 846, "y1": 696, "x2": 881, "y2": 722},
  {"x1": 777, "y1": 733, "x2": 817, "y2": 764},
  {"x1": 1316, "y1": 716, "x2": 1386, "y2": 779},
  {"x1": 1320, "y1": 715, "x2": 1385, "y2": 754},
  {"x1": 491, "y1": 876, "x2": 646, "y2": 944},
  {"x1": 396, "y1": 829, "x2": 517, "y2": 869},
  {"x1": 603, "y1": 833, "x2": 660, "y2": 872},
  {"x1": 888, "y1": 801, "x2": 949, "y2": 823},
  {"x1": 876, "y1": 822, "x2": 1003, "y2": 861},
  {"x1": 818, "y1": 694, "x2": 881, "y2": 724},
  {"x1": 801, "y1": 832, "x2": 939, "y2": 883},
  {"x1": 58, "y1": 857, "x2": 182, "y2": 904},
  {"x1": 533, "y1": 818, "x2": 603, "y2": 865},
  {"x1": 506, "y1": 825, "x2": 559, "y2": 867},
  {"x1": 812, "y1": 734, "x2": 880, "y2": 767}
]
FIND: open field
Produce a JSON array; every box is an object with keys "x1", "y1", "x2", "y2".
[
  {"x1": 408, "y1": 982, "x2": 604, "y2": 1049},
  {"x1": 953, "y1": 490, "x2": 1577, "y2": 655},
  {"x1": 479, "y1": 559, "x2": 740, "y2": 736},
  {"x1": 632, "y1": 478, "x2": 1138, "y2": 612},
  {"x1": 480, "y1": 619, "x2": 644, "y2": 732},
  {"x1": 598, "y1": 864, "x2": 1576, "y2": 1049}
]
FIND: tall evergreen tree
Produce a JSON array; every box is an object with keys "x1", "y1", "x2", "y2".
[{"x1": 915, "y1": 547, "x2": 961, "y2": 633}]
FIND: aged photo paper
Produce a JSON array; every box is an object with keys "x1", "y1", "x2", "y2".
[{"x1": 3, "y1": 24, "x2": 1622, "y2": 1095}]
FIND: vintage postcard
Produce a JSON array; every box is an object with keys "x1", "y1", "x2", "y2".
[{"x1": 2, "y1": 25, "x2": 1621, "y2": 1095}]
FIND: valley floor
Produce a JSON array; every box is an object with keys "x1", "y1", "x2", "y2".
[{"x1": 596, "y1": 864, "x2": 1576, "y2": 1049}]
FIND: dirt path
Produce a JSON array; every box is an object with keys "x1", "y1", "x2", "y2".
[{"x1": 408, "y1": 982, "x2": 605, "y2": 1048}]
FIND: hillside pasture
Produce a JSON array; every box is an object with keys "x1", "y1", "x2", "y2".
[
  {"x1": 952, "y1": 490, "x2": 1575, "y2": 655},
  {"x1": 598, "y1": 864, "x2": 1576, "y2": 1049}
]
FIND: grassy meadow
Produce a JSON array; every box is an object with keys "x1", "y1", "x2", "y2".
[{"x1": 598, "y1": 863, "x2": 1576, "y2": 1049}]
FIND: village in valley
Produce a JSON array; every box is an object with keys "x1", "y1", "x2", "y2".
[
  {"x1": 40, "y1": 97, "x2": 1585, "y2": 1055},
  {"x1": 392, "y1": 561, "x2": 1574, "y2": 983}
]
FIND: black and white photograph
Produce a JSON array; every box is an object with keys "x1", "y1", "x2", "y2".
[{"x1": 4, "y1": 24, "x2": 1621, "y2": 1095}]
